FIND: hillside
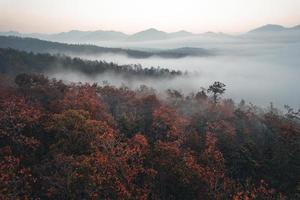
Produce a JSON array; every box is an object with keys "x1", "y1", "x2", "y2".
[
  {"x1": 0, "y1": 36, "x2": 153, "y2": 58},
  {"x1": 0, "y1": 28, "x2": 196, "y2": 43},
  {"x1": 50, "y1": 30, "x2": 128, "y2": 42},
  {"x1": 0, "y1": 48, "x2": 183, "y2": 78},
  {"x1": 0, "y1": 74, "x2": 299, "y2": 199},
  {"x1": 248, "y1": 24, "x2": 287, "y2": 33},
  {"x1": 127, "y1": 28, "x2": 169, "y2": 41},
  {"x1": 248, "y1": 24, "x2": 300, "y2": 33},
  {"x1": 0, "y1": 36, "x2": 213, "y2": 58}
]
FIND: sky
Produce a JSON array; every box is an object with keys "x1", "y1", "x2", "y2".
[{"x1": 0, "y1": 0, "x2": 299, "y2": 34}]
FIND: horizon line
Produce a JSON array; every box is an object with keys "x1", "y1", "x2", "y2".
[{"x1": 1, "y1": 23, "x2": 300, "y2": 35}]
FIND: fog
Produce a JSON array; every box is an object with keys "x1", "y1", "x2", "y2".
[{"x1": 48, "y1": 38, "x2": 300, "y2": 109}]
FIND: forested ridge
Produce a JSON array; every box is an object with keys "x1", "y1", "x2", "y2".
[
  {"x1": 0, "y1": 48, "x2": 183, "y2": 78},
  {"x1": 0, "y1": 36, "x2": 213, "y2": 59},
  {"x1": 0, "y1": 36, "x2": 160, "y2": 59},
  {"x1": 0, "y1": 73, "x2": 299, "y2": 199}
]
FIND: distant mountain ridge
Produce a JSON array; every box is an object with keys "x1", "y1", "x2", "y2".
[
  {"x1": 248, "y1": 24, "x2": 300, "y2": 33},
  {"x1": 50, "y1": 30, "x2": 128, "y2": 42},
  {"x1": 127, "y1": 28, "x2": 196, "y2": 41},
  {"x1": 1, "y1": 24, "x2": 299, "y2": 43},
  {"x1": 245, "y1": 24, "x2": 300, "y2": 42},
  {"x1": 0, "y1": 28, "x2": 225, "y2": 43}
]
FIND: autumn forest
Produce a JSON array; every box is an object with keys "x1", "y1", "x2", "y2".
[
  {"x1": 1, "y1": 0, "x2": 300, "y2": 199},
  {"x1": 0, "y1": 71, "x2": 299, "y2": 199}
]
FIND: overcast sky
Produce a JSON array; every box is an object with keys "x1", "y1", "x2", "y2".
[{"x1": 0, "y1": 0, "x2": 299, "y2": 34}]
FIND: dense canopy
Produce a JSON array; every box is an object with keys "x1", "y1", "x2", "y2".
[{"x1": 0, "y1": 73, "x2": 299, "y2": 199}]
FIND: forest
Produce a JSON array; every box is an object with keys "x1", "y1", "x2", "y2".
[
  {"x1": 0, "y1": 48, "x2": 184, "y2": 78},
  {"x1": 0, "y1": 73, "x2": 299, "y2": 199},
  {"x1": 0, "y1": 36, "x2": 213, "y2": 59},
  {"x1": 1, "y1": 0, "x2": 299, "y2": 199}
]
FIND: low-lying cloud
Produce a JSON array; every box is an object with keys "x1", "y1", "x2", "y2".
[{"x1": 48, "y1": 39, "x2": 300, "y2": 109}]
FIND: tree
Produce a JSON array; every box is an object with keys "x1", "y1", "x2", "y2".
[
  {"x1": 207, "y1": 81, "x2": 226, "y2": 103},
  {"x1": 0, "y1": 73, "x2": 297, "y2": 199}
]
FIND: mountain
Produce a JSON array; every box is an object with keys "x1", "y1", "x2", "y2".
[
  {"x1": 291, "y1": 25, "x2": 300, "y2": 30},
  {"x1": 80, "y1": 30, "x2": 128, "y2": 41},
  {"x1": 0, "y1": 30, "x2": 129, "y2": 43},
  {"x1": 168, "y1": 30, "x2": 194, "y2": 38},
  {"x1": 0, "y1": 31, "x2": 22, "y2": 37},
  {"x1": 248, "y1": 24, "x2": 300, "y2": 33},
  {"x1": 0, "y1": 31, "x2": 49, "y2": 39},
  {"x1": 0, "y1": 29, "x2": 198, "y2": 43},
  {"x1": 0, "y1": 36, "x2": 213, "y2": 59},
  {"x1": 249, "y1": 24, "x2": 286, "y2": 33},
  {"x1": 245, "y1": 24, "x2": 300, "y2": 42},
  {"x1": 127, "y1": 28, "x2": 169, "y2": 41},
  {"x1": 48, "y1": 30, "x2": 128, "y2": 42},
  {"x1": 0, "y1": 36, "x2": 153, "y2": 58},
  {"x1": 1, "y1": 25, "x2": 299, "y2": 44}
]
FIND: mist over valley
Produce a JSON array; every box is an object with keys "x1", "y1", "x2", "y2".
[
  {"x1": 1, "y1": 1, "x2": 300, "y2": 199},
  {"x1": 1, "y1": 24, "x2": 300, "y2": 108}
]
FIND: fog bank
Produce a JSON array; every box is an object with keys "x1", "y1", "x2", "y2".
[{"x1": 48, "y1": 41, "x2": 300, "y2": 109}]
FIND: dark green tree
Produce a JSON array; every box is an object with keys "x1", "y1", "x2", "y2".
[{"x1": 207, "y1": 81, "x2": 226, "y2": 103}]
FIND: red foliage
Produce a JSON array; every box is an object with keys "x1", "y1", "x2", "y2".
[
  {"x1": 57, "y1": 84, "x2": 112, "y2": 122},
  {"x1": 0, "y1": 147, "x2": 35, "y2": 199},
  {"x1": 152, "y1": 106, "x2": 187, "y2": 142},
  {"x1": 0, "y1": 74, "x2": 296, "y2": 199},
  {"x1": 0, "y1": 95, "x2": 42, "y2": 155}
]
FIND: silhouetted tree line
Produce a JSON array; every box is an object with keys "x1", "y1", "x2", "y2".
[
  {"x1": 0, "y1": 48, "x2": 184, "y2": 78},
  {"x1": 0, "y1": 73, "x2": 299, "y2": 199},
  {"x1": 0, "y1": 36, "x2": 158, "y2": 58},
  {"x1": 0, "y1": 36, "x2": 212, "y2": 59}
]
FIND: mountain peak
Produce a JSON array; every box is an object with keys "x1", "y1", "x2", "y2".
[
  {"x1": 145, "y1": 28, "x2": 160, "y2": 31},
  {"x1": 249, "y1": 24, "x2": 286, "y2": 33},
  {"x1": 138, "y1": 28, "x2": 166, "y2": 34},
  {"x1": 128, "y1": 28, "x2": 168, "y2": 41}
]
